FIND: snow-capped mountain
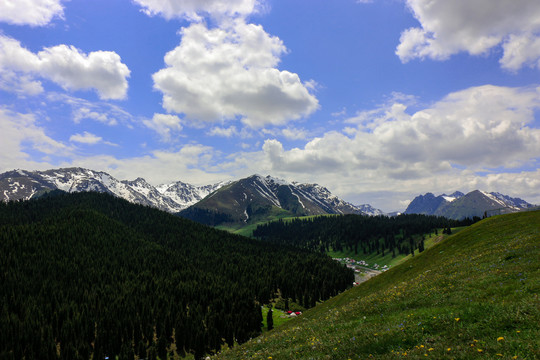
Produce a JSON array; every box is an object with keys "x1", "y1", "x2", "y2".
[
  {"x1": 0, "y1": 168, "x2": 226, "y2": 213},
  {"x1": 180, "y1": 174, "x2": 385, "y2": 225},
  {"x1": 404, "y1": 190, "x2": 534, "y2": 219},
  {"x1": 1, "y1": 169, "x2": 383, "y2": 223},
  {"x1": 156, "y1": 180, "x2": 231, "y2": 209}
]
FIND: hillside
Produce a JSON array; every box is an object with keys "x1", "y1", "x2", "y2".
[
  {"x1": 214, "y1": 211, "x2": 540, "y2": 359},
  {"x1": 0, "y1": 191, "x2": 353, "y2": 359}
]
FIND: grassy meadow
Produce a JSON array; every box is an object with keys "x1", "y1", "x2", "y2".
[{"x1": 213, "y1": 211, "x2": 540, "y2": 359}]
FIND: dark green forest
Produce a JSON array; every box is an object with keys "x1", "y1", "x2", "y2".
[
  {"x1": 253, "y1": 214, "x2": 479, "y2": 256},
  {"x1": 0, "y1": 191, "x2": 353, "y2": 360}
]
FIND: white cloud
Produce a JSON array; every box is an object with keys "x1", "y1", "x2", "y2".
[
  {"x1": 143, "y1": 113, "x2": 183, "y2": 142},
  {"x1": 0, "y1": 106, "x2": 70, "y2": 170},
  {"x1": 0, "y1": 0, "x2": 64, "y2": 26},
  {"x1": 207, "y1": 126, "x2": 239, "y2": 138},
  {"x1": 69, "y1": 132, "x2": 105, "y2": 145},
  {"x1": 46, "y1": 93, "x2": 134, "y2": 126},
  {"x1": 0, "y1": 70, "x2": 44, "y2": 96},
  {"x1": 500, "y1": 33, "x2": 540, "y2": 71},
  {"x1": 0, "y1": 35, "x2": 130, "y2": 99},
  {"x1": 152, "y1": 20, "x2": 319, "y2": 127},
  {"x1": 225, "y1": 85, "x2": 540, "y2": 210},
  {"x1": 281, "y1": 127, "x2": 309, "y2": 140},
  {"x1": 73, "y1": 108, "x2": 118, "y2": 126},
  {"x1": 132, "y1": 0, "x2": 261, "y2": 21},
  {"x1": 396, "y1": 0, "x2": 540, "y2": 70},
  {"x1": 71, "y1": 144, "x2": 228, "y2": 186}
]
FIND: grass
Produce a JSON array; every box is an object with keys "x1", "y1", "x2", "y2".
[
  {"x1": 212, "y1": 211, "x2": 540, "y2": 359},
  {"x1": 261, "y1": 307, "x2": 292, "y2": 332}
]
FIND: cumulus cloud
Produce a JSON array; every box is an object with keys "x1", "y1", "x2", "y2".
[
  {"x1": 0, "y1": 35, "x2": 130, "y2": 99},
  {"x1": 396, "y1": 0, "x2": 540, "y2": 70},
  {"x1": 132, "y1": 0, "x2": 261, "y2": 21},
  {"x1": 152, "y1": 20, "x2": 319, "y2": 127},
  {"x1": 143, "y1": 113, "x2": 183, "y2": 142},
  {"x1": 230, "y1": 85, "x2": 540, "y2": 209},
  {"x1": 266, "y1": 85, "x2": 540, "y2": 175},
  {"x1": 0, "y1": 0, "x2": 64, "y2": 26}
]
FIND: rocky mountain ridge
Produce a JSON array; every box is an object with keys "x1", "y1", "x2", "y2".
[{"x1": 0, "y1": 168, "x2": 382, "y2": 218}]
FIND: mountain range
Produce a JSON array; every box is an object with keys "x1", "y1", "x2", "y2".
[
  {"x1": 404, "y1": 190, "x2": 534, "y2": 219},
  {"x1": 1, "y1": 167, "x2": 535, "y2": 224},
  {"x1": 0, "y1": 168, "x2": 222, "y2": 213},
  {"x1": 0, "y1": 168, "x2": 382, "y2": 220}
]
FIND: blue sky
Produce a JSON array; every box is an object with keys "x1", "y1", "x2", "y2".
[{"x1": 1, "y1": 0, "x2": 540, "y2": 212}]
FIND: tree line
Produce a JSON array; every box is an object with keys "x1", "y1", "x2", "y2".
[
  {"x1": 0, "y1": 191, "x2": 353, "y2": 359},
  {"x1": 252, "y1": 214, "x2": 479, "y2": 257}
]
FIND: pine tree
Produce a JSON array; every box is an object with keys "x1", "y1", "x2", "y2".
[{"x1": 266, "y1": 305, "x2": 274, "y2": 331}]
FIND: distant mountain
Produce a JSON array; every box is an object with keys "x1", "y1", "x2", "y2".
[
  {"x1": 0, "y1": 169, "x2": 383, "y2": 223},
  {"x1": 179, "y1": 174, "x2": 384, "y2": 225},
  {"x1": 404, "y1": 191, "x2": 464, "y2": 215},
  {"x1": 404, "y1": 190, "x2": 534, "y2": 219},
  {"x1": 0, "y1": 168, "x2": 226, "y2": 213}
]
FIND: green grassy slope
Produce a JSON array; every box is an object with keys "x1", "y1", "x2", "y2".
[{"x1": 213, "y1": 211, "x2": 540, "y2": 359}]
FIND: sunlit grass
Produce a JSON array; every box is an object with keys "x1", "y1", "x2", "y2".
[{"x1": 213, "y1": 211, "x2": 540, "y2": 359}]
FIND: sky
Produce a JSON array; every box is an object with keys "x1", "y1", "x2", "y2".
[{"x1": 1, "y1": 0, "x2": 540, "y2": 212}]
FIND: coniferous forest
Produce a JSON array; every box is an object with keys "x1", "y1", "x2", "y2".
[
  {"x1": 253, "y1": 214, "x2": 479, "y2": 256},
  {"x1": 0, "y1": 191, "x2": 353, "y2": 360}
]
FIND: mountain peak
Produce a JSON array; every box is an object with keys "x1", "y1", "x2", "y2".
[
  {"x1": 180, "y1": 174, "x2": 385, "y2": 226},
  {"x1": 405, "y1": 189, "x2": 533, "y2": 219}
]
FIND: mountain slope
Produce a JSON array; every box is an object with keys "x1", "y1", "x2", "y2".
[
  {"x1": 180, "y1": 174, "x2": 384, "y2": 226},
  {"x1": 405, "y1": 190, "x2": 534, "y2": 219},
  {"x1": 214, "y1": 210, "x2": 540, "y2": 359}
]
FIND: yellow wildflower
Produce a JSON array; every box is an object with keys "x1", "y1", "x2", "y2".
[
  {"x1": 497, "y1": 336, "x2": 504, "y2": 342},
  {"x1": 455, "y1": 317, "x2": 460, "y2": 322},
  {"x1": 447, "y1": 348, "x2": 451, "y2": 351}
]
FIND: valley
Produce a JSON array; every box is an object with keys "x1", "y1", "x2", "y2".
[
  {"x1": 214, "y1": 210, "x2": 540, "y2": 360},
  {"x1": 1, "y1": 168, "x2": 538, "y2": 359}
]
